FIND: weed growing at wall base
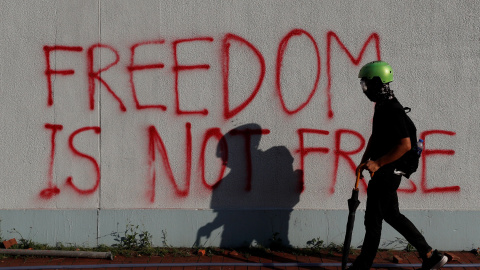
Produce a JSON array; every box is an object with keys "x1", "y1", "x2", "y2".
[
  {"x1": 111, "y1": 223, "x2": 152, "y2": 250},
  {"x1": 381, "y1": 237, "x2": 417, "y2": 252},
  {"x1": 1, "y1": 226, "x2": 426, "y2": 260},
  {"x1": 306, "y1": 237, "x2": 324, "y2": 251}
]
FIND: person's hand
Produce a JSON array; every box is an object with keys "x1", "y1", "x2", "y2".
[{"x1": 365, "y1": 160, "x2": 380, "y2": 174}]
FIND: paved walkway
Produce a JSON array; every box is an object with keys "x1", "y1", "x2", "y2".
[{"x1": 0, "y1": 249, "x2": 479, "y2": 269}]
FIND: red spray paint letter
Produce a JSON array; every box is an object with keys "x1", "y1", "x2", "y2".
[
  {"x1": 87, "y1": 44, "x2": 126, "y2": 112},
  {"x1": 397, "y1": 179, "x2": 418, "y2": 193},
  {"x1": 43, "y1": 45, "x2": 83, "y2": 107},
  {"x1": 128, "y1": 40, "x2": 167, "y2": 110},
  {"x1": 326, "y1": 32, "x2": 381, "y2": 118},
  {"x1": 420, "y1": 130, "x2": 460, "y2": 193},
  {"x1": 222, "y1": 33, "x2": 266, "y2": 120},
  {"x1": 200, "y1": 128, "x2": 227, "y2": 189},
  {"x1": 65, "y1": 126, "x2": 101, "y2": 195},
  {"x1": 331, "y1": 129, "x2": 366, "y2": 194},
  {"x1": 296, "y1": 128, "x2": 330, "y2": 193},
  {"x1": 173, "y1": 37, "x2": 214, "y2": 115},
  {"x1": 147, "y1": 123, "x2": 192, "y2": 202},
  {"x1": 276, "y1": 29, "x2": 321, "y2": 115},
  {"x1": 39, "y1": 123, "x2": 64, "y2": 199},
  {"x1": 229, "y1": 128, "x2": 270, "y2": 191}
]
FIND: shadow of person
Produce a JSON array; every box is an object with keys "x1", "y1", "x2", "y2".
[{"x1": 196, "y1": 123, "x2": 303, "y2": 248}]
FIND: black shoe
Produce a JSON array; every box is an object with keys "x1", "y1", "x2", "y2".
[{"x1": 421, "y1": 250, "x2": 448, "y2": 269}]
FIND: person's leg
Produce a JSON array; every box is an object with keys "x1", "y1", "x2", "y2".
[
  {"x1": 388, "y1": 210, "x2": 448, "y2": 269},
  {"x1": 381, "y1": 174, "x2": 447, "y2": 269},
  {"x1": 379, "y1": 173, "x2": 432, "y2": 258},
  {"x1": 384, "y1": 201, "x2": 432, "y2": 258}
]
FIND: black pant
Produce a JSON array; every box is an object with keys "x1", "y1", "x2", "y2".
[{"x1": 352, "y1": 169, "x2": 432, "y2": 269}]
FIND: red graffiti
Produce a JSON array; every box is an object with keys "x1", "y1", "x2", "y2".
[
  {"x1": 296, "y1": 128, "x2": 367, "y2": 194},
  {"x1": 398, "y1": 179, "x2": 418, "y2": 193},
  {"x1": 173, "y1": 37, "x2": 214, "y2": 116},
  {"x1": 221, "y1": 33, "x2": 266, "y2": 120},
  {"x1": 65, "y1": 126, "x2": 102, "y2": 195},
  {"x1": 40, "y1": 120, "x2": 460, "y2": 201},
  {"x1": 148, "y1": 123, "x2": 192, "y2": 202},
  {"x1": 147, "y1": 125, "x2": 271, "y2": 202},
  {"x1": 397, "y1": 130, "x2": 460, "y2": 194},
  {"x1": 43, "y1": 45, "x2": 83, "y2": 107},
  {"x1": 200, "y1": 128, "x2": 227, "y2": 190},
  {"x1": 296, "y1": 128, "x2": 459, "y2": 196},
  {"x1": 40, "y1": 30, "x2": 461, "y2": 202},
  {"x1": 331, "y1": 129, "x2": 367, "y2": 194},
  {"x1": 39, "y1": 123, "x2": 63, "y2": 199},
  {"x1": 87, "y1": 44, "x2": 126, "y2": 112},
  {"x1": 146, "y1": 127, "x2": 459, "y2": 201},
  {"x1": 296, "y1": 128, "x2": 330, "y2": 193},
  {"x1": 128, "y1": 40, "x2": 167, "y2": 110},
  {"x1": 276, "y1": 29, "x2": 321, "y2": 115},
  {"x1": 420, "y1": 130, "x2": 460, "y2": 193},
  {"x1": 326, "y1": 32, "x2": 381, "y2": 118},
  {"x1": 41, "y1": 125, "x2": 102, "y2": 198},
  {"x1": 394, "y1": 130, "x2": 460, "y2": 194},
  {"x1": 44, "y1": 30, "x2": 380, "y2": 119},
  {"x1": 229, "y1": 128, "x2": 271, "y2": 191}
]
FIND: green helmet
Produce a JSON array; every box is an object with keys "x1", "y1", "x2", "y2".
[{"x1": 358, "y1": 61, "x2": 393, "y2": 83}]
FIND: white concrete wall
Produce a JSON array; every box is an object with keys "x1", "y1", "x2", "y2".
[{"x1": 0, "y1": 0, "x2": 479, "y2": 249}]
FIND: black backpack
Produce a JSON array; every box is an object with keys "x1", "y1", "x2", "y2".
[{"x1": 395, "y1": 107, "x2": 422, "y2": 178}]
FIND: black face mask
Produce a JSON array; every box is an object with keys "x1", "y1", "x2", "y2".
[{"x1": 360, "y1": 78, "x2": 394, "y2": 103}]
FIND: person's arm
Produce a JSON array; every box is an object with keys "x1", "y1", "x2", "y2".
[
  {"x1": 360, "y1": 136, "x2": 374, "y2": 164},
  {"x1": 365, "y1": 137, "x2": 411, "y2": 173},
  {"x1": 356, "y1": 135, "x2": 373, "y2": 175}
]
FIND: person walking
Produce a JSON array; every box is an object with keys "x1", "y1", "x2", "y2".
[{"x1": 348, "y1": 61, "x2": 448, "y2": 270}]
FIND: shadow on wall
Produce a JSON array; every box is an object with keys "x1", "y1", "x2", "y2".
[{"x1": 195, "y1": 123, "x2": 303, "y2": 248}]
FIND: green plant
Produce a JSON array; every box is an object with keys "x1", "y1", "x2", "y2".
[
  {"x1": 381, "y1": 237, "x2": 416, "y2": 252},
  {"x1": 4, "y1": 228, "x2": 53, "y2": 251},
  {"x1": 161, "y1": 230, "x2": 171, "y2": 248},
  {"x1": 269, "y1": 232, "x2": 283, "y2": 250},
  {"x1": 405, "y1": 242, "x2": 416, "y2": 252},
  {"x1": 1, "y1": 225, "x2": 196, "y2": 258},
  {"x1": 139, "y1": 230, "x2": 152, "y2": 249},
  {"x1": 0, "y1": 219, "x2": 3, "y2": 242},
  {"x1": 111, "y1": 223, "x2": 152, "y2": 250},
  {"x1": 93, "y1": 244, "x2": 111, "y2": 253},
  {"x1": 325, "y1": 242, "x2": 343, "y2": 255},
  {"x1": 306, "y1": 237, "x2": 324, "y2": 251},
  {"x1": 7, "y1": 228, "x2": 46, "y2": 250}
]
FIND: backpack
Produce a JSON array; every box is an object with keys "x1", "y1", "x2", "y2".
[{"x1": 395, "y1": 107, "x2": 422, "y2": 178}]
